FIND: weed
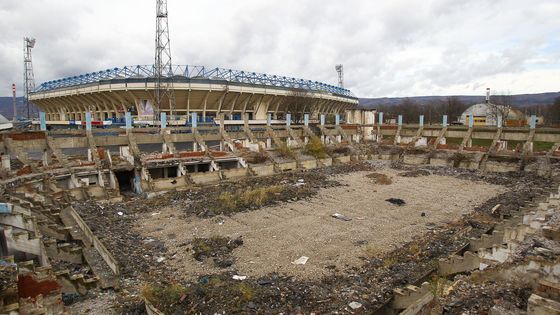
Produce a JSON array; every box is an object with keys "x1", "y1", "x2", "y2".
[
  {"x1": 366, "y1": 172, "x2": 392, "y2": 185},
  {"x1": 277, "y1": 142, "x2": 295, "y2": 159},
  {"x1": 304, "y1": 136, "x2": 327, "y2": 159}
]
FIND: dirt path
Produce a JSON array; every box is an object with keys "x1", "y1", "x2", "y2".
[{"x1": 136, "y1": 169, "x2": 506, "y2": 281}]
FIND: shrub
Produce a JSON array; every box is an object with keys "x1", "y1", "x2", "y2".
[{"x1": 304, "y1": 137, "x2": 327, "y2": 159}]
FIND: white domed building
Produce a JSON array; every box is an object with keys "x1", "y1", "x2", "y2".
[{"x1": 459, "y1": 103, "x2": 526, "y2": 127}]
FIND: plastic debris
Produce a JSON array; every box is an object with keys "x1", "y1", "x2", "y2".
[
  {"x1": 117, "y1": 211, "x2": 124, "y2": 216},
  {"x1": 349, "y1": 301, "x2": 362, "y2": 309},
  {"x1": 292, "y1": 256, "x2": 309, "y2": 265},
  {"x1": 332, "y1": 213, "x2": 352, "y2": 221},
  {"x1": 386, "y1": 198, "x2": 406, "y2": 206},
  {"x1": 232, "y1": 275, "x2": 247, "y2": 281}
]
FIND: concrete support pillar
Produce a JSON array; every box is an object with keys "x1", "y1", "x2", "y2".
[
  {"x1": 497, "y1": 115, "x2": 503, "y2": 128},
  {"x1": 191, "y1": 112, "x2": 198, "y2": 129},
  {"x1": 530, "y1": 115, "x2": 537, "y2": 129},
  {"x1": 378, "y1": 112, "x2": 384, "y2": 125},
  {"x1": 160, "y1": 112, "x2": 167, "y2": 129},
  {"x1": 125, "y1": 112, "x2": 132, "y2": 129},
  {"x1": 304, "y1": 114, "x2": 309, "y2": 126},
  {"x1": 286, "y1": 113, "x2": 291, "y2": 127},
  {"x1": 469, "y1": 114, "x2": 474, "y2": 128},
  {"x1": 419, "y1": 115, "x2": 424, "y2": 127},
  {"x1": 1, "y1": 154, "x2": 11, "y2": 171},
  {"x1": 398, "y1": 115, "x2": 402, "y2": 126},
  {"x1": 243, "y1": 113, "x2": 249, "y2": 129},
  {"x1": 39, "y1": 112, "x2": 47, "y2": 131},
  {"x1": 267, "y1": 113, "x2": 272, "y2": 126},
  {"x1": 335, "y1": 114, "x2": 340, "y2": 126},
  {"x1": 85, "y1": 112, "x2": 92, "y2": 131},
  {"x1": 443, "y1": 115, "x2": 448, "y2": 127},
  {"x1": 320, "y1": 114, "x2": 325, "y2": 126}
]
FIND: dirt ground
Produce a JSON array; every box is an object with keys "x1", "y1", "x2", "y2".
[{"x1": 136, "y1": 168, "x2": 506, "y2": 281}]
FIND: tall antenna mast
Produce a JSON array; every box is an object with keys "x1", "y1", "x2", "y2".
[
  {"x1": 335, "y1": 64, "x2": 344, "y2": 88},
  {"x1": 12, "y1": 83, "x2": 17, "y2": 122},
  {"x1": 154, "y1": 0, "x2": 176, "y2": 123},
  {"x1": 24, "y1": 37, "x2": 36, "y2": 119}
]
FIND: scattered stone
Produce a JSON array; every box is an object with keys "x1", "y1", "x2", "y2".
[
  {"x1": 292, "y1": 256, "x2": 309, "y2": 265},
  {"x1": 232, "y1": 275, "x2": 247, "y2": 281},
  {"x1": 349, "y1": 301, "x2": 362, "y2": 309},
  {"x1": 386, "y1": 198, "x2": 406, "y2": 206},
  {"x1": 332, "y1": 213, "x2": 352, "y2": 221}
]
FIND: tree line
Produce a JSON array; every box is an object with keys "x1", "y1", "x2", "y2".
[{"x1": 373, "y1": 96, "x2": 560, "y2": 127}]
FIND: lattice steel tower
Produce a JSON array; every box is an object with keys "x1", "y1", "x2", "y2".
[
  {"x1": 24, "y1": 37, "x2": 36, "y2": 118},
  {"x1": 335, "y1": 64, "x2": 344, "y2": 88},
  {"x1": 154, "y1": 0, "x2": 176, "y2": 122}
]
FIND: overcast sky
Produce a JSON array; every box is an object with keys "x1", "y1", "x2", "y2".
[{"x1": 1, "y1": 0, "x2": 559, "y2": 98}]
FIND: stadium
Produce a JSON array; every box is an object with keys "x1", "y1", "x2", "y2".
[{"x1": 28, "y1": 64, "x2": 358, "y2": 125}]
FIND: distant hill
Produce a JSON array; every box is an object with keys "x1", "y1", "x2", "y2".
[
  {"x1": 359, "y1": 92, "x2": 560, "y2": 108},
  {"x1": 0, "y1": 97, "x2": 38, "y2": 119}
]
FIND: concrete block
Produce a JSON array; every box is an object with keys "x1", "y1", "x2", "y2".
[
  {"x1": 298, "y1": 158, "x2": 317, "y2": 170},
  {"x1": 429, "y1": 158, "x2": 449, "y2": 167},
  {"x1": 392, "y1": 282, "x2": 431, "y2": 310},
  {"x1": 527, "y1": 294, "x2": 560, "y2": 315},
  {"x1": 277, "y1": 161, "x2": 297, "y2": 171},
  {"x1": 438, "y1": 251, "x2": 480, "y2": 276},
  {"x1": 469, "y1": 230, "x2": 505, "y2": 251},
  {"x1": 333, "y1": 155, "x2": 351, "y2": 164},
  {"x1": 318, "y1": 158, "x2": 333, "y2": 167},
  {"x1": 403, "y1": 155, "x2": 427, "y2": 165},
  {"x1": 250, "y1": 164, "x2": 275, "y2": 176},
  {"x1": 221, "y1": 168, "x2": 249, "y2": 180},
  {"x1": 190, "y1": 172, "x2": 221, "y2": 185}
]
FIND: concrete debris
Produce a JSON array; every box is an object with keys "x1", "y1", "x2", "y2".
[
  {"x1": 232, "y1": 275, "x2": 247, "y2": 281},
  {"x1": 348, "y1": 301, "x2": 362, "y2": 309},
  {"x1": 292, "y1": 256, "x2": 309, "y2": 265},
  {"x1": 332, "y1": 213, "x2": 352, "y2": 221}
]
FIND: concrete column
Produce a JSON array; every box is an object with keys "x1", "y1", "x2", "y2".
[
  {"x1": 191, "y1": 112, "x2": 198, "y2": 129},
  {"x1": 286, "y1": 113, "x2": 291, "y2": 127},
  {"x1": 125, "y1": 112, "x2": 132, "y2": 129},
  {"x1": 469, "y1": 114, "x2": 474, "y2": 128},
  {"x1": 419, "y1": 115, "x2": 424, "y2": 127},
  {"x1": 304, "y1": 114, "x2": 309, "y2": 126},
  {"x1": 243, "y1": 113, "x2": 249, "y2": 129},
  {"x1": 320, "y1": 114, "x2": 325, "y2": 126},
  {"x1": 398, "y1": 115, "x2": 403, "y2": 126},
  {"x1": 530, "y1": 115, "x2": 537, "y2": 129},
  {"x1": 443, "y1": 115, "x2": 448, "y2": 127},
  {"x1": 497, "y1": 115, "x2": 503, "y2": 128},
  {"x1": 39, "y1": 112, "x2": 47, "y2": 131},
  {"x1": 267, "y1": 113, "x2": 272, "y2": 126},
  {"x1": 335, "y1": 114, "x2": 340, "y2": 126},
  {"x1": 85, "y1": 112, "x2": 92, "y2": 131},
  {"x1": 378, "y1": 112, "x2": 384, "y2": 125},
  {"x1": 160, "y1": 112, "x2": 167, "y2": 129}
]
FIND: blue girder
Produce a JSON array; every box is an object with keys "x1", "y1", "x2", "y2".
[{"x1": 33, "y1": 65, "x2": 356, "y2": 98}]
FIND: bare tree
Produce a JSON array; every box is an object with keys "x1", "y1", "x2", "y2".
[
  {"x1": 488, "y1": 92, "x2": 513, "y2": 126},
  {"x1": 287, "y1": 89, "x2": 311, "y2": 124}
]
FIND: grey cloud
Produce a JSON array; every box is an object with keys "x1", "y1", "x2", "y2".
[{"x1": 1, "y1": 0, "x2": 559, "y2": 97}]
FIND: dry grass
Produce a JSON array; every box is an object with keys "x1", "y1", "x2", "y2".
[
  {"x1": 304, "y1": 137, "x2": 327, "y2": 159},
  {"x1": 216, "y1": 185, "x2": 285, "y2": 213},
  {"x1": 277, "y1": 143, "x2": 295, "y2": 159},
  {"x1": 366, "y1": 172, "x2": 393, "y2": 185}
]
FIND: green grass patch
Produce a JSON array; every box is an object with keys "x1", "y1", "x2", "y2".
[
  {"x1": 471, "y1": 139, "x2": 492, "y2": 147},
  {"x1": 533, "y1": 141, "x2": 555, "y2": 152}
]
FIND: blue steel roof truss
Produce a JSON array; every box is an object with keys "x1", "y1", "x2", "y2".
[{"x1": 34, "y1": 65, "x2": 356, "y2": 98}]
